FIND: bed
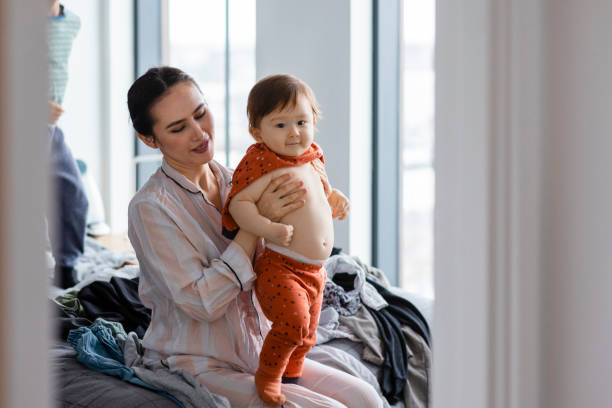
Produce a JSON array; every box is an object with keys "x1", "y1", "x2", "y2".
[{"x1": 50, "y1": 237, "x2": 433, "y2": 408}]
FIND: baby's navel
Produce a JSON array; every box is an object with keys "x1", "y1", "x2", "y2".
[{"x1": 322, "y1": 241, "x2": 327, "y2": 247}]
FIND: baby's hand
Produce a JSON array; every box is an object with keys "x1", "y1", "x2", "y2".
[
  {"x1": 328, "y1": 189, "x2": 350, "y2": 220},
  {"x1": 265, "y1": 223, "x2": 294, "y2": 247}
]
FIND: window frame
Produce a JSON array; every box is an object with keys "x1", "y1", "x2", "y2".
[
  {"x1": 372, "y1": 0, "x2": 402, "y2": 286},
  {"x1": 133, "y1": 0, "x2": 164, "y2": 189}
]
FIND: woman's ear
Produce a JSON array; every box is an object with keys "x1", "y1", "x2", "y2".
[
  {"x1": 249, "y1": 126, "x2": 263, "y2": 142},
  {"x1": 137, "y1": 133, "x2": 158, "y2": 149}
]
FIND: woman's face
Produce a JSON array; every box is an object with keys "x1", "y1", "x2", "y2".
[{"x1": 144, "y1": 81, "x2": 215, "y2": 171}]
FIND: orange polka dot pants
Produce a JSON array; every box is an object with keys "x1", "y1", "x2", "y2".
[{"x1": 254, "y1": 247, "x2": 326, "y2": 379}]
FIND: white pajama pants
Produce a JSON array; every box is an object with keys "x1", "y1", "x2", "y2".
[{"x1": 196, "y1": 357, "x2": 385, "y2": 408}]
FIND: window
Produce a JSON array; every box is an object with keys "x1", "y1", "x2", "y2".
[
  {"x1": 374, "y1": 0, "x2": 435, "y2": 297},
  {"x1": 400, "y1": 0, "x2": 435, "y2": 297},
  {"x1": 134, "y1": 0, "x2": 256, "y2": 189}
]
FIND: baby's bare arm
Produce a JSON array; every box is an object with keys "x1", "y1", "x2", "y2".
[
  {"x1": 229, "y1": 173, "x2": 294, "y2": 246},
  {"x1": 328, "y1": 188, "x2": 350, "y2": 220},
  {"x1": 316, "y1": 161, "x2": 350, "y2": 220}
]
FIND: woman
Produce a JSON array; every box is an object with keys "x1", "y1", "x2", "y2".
[{"x1": 127, "y1": 66, "x2": 383, "y2": 407}]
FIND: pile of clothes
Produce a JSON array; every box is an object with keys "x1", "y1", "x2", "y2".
[
  {"x1": 319, "y1": 253, "x2": 432, "y2": 407},
  {"x1": 51, "y1": 239, "x2": 432, "y2": 408},
  {"x1": 52, "y1": 261, "x2": 232, "y2": 407}
]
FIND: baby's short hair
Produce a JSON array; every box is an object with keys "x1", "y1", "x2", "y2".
[{"x1": 247, "y1": 74, "x2": 321, "y2": 130}]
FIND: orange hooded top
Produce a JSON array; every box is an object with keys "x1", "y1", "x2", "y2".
[{"x1": 222, "y1": 142, "x2": 329, "y2": 239}]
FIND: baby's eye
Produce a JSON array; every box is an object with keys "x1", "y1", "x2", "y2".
[
  {"x1": 275, "y1": 123, "x2": 285, "y2": 128},
  {"x1": 297, "y1": 120, "x2": 306, "y2": 126}
]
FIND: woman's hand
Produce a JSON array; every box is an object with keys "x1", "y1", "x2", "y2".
[
  {"x1": 257, "y1": 173, "x2": 306, "y2": 222},
  {"x1": 328, "y1": 189, "x2": 350, "y2": 220}
]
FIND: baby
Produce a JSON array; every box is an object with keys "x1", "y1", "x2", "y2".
[{"x1": 222, "y1": 74, "x2": 350, "y2": 406}]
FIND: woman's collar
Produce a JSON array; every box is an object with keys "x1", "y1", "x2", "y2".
[{"x1": 161, "y1": 158, "x2": 231, "y2": 194}]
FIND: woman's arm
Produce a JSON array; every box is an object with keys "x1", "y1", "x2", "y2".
[
  {"x1": 129, "y1": 198, "x2": 255, "y2": 322},
  {"x1": 231, "y1": 228, "x2": 258, "y2": 260}
]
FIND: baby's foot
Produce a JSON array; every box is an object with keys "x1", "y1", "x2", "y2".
[{"x1": 255, "y1": 370, "x2": 286, "y2": 406}]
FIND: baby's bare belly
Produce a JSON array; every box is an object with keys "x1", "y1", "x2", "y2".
[{"x1": 272, "y1": 165, "x2": 334, "y2": 261}]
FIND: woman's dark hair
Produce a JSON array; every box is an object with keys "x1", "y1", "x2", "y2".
[{"x1": 127, "y1": 66, "x2": 200, "y2": 137}]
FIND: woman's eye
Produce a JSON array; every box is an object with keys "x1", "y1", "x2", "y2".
[
  {"x1": 170, "y1": 126, "x2": 185, "y2": 133},
  {"x1": 195, "y1": 109, "x2": 207, "y2": 119},
  {"x1": 276, "y1": 123, "x2": 285, "y2": 128}
]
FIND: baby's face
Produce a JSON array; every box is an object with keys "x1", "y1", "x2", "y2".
[{"x1": 252, "y1": 94, "x2": 315, "y2": 157}]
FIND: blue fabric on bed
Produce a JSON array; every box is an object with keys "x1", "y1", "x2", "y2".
[{"x1": 67, "y1": 321, "x2": 182, "y2": 407}]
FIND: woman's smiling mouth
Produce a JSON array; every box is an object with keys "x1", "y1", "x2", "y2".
[{"x1": 192, "y1": 140, "x2": 209, "y2": 153}]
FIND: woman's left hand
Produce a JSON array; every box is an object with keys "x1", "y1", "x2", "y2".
[{"x1": 257, "y1": 173, "x2": 307, "y2": 222}]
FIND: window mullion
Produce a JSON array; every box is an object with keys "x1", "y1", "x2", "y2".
[
  {"x1": 373, "y1": 0, "x2": 401, "y2": 286},
  {"x1": 224, "y1": 0, "x2": 231, "y2": 167}
]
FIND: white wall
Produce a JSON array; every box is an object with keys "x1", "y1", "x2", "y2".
[
  {"x1": 434, "y1": 0, "x2": 497, "y2": 405},
  {"x1": 435, "y1": 0, "x2": 612, "y2": 407},
  {"x1": 256, "y1": 0, "x2": 372, "y2": 260},
  {"x1": 543, "y1": 1, "x2": 612, "y2": 406}
]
